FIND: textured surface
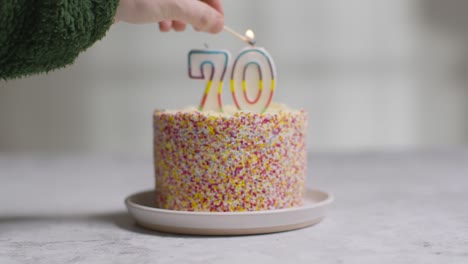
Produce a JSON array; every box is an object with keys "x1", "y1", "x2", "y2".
[
  {"x1": 153, "y1": 108, "x2": 307, "y2": 211},
  {"x1": 0, "y1": 150, "x2": 468, "y2": 264},
  {"x1": 0, "y1": 0, "x2": 119, "y2": 79}
]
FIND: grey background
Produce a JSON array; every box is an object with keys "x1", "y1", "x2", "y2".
[{"x1": 1, "y1": 0, "x2": 468, "y2": 154}]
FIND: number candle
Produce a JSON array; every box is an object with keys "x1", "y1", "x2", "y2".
[
  {"x1": 188, "y1": 28, "x2": 276, "y2": 113},
  {"x1": 188, "y1": 49, "x2": 230, "y2": 112},
  {"x1": 231, "y1": 30, "x2": 276, "y2": 113}
]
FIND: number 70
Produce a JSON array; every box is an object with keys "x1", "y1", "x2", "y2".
[{"x1": 188, "y1": 47, "x2": 276, "y2": 114}]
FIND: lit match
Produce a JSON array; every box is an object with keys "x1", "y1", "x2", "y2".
[{"x1": 223, "y1": 26, "x2": 256, "y2": 46}]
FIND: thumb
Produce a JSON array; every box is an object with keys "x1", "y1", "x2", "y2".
[{"x1": 161, "y1": 0, "x2": 224, "y2": 33}]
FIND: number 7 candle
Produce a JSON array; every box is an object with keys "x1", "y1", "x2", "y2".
[{"x1": 188, "y1": 49, "x2": 231, "y2": 112}]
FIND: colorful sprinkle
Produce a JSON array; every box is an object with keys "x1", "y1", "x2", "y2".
[{"x1": 153, "y1": 105, "x2": 308, "y2": 212}]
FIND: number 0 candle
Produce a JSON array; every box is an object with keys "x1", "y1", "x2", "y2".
[
  {"x1": 230, "y1": 46, "x2": 276, "y2": 113},
  {"x1": 230, "y1": 30, "x2": 276, "y2": 113}
]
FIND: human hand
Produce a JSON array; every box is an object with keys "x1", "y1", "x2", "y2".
[{"x1": 115, "y1": 0, "x2": 224, "y2": 33}]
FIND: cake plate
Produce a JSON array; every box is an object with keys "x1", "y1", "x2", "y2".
[{"x1": 125, "y1": 189, "x2": 333, "y2": 236}]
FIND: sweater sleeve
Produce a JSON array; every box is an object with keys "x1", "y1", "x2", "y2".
[{"x1": 0, "y1": 0, "x2": 120, "y2": 79}]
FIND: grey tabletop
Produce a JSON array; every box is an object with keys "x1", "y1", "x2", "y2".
[{"x1": 1, "y1": 150, "x2": 467, "y2": 264}]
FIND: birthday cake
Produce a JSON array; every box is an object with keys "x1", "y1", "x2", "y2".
[{"x1": 153, "y1": 103, "x2": 307, "y2": 212}]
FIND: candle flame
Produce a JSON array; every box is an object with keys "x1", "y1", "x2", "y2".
[{"x1": 245, "y1": 29, "x2": 255, "y2": 41}]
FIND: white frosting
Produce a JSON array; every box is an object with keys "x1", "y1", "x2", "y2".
[{"x1": 162, "y1": 103, "x2": 300, "y2": 116}]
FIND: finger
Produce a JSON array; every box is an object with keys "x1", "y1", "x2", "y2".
[
  {"x1": 202, "y1": 0, "x2": 224, "y2": 15},
  {"x1": 161, "y1": 0, "x2": 224, "y2": 33},
  {"x1": 159, "y1": 20, "x2": 172, "y2": 32},
  {"x1": 172, "y1": 20, "x2": 187, "y2": 32}
]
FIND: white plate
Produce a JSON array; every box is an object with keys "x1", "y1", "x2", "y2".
[{"x1": 125, "y1": 189, "x2": 333, "y2": 236}]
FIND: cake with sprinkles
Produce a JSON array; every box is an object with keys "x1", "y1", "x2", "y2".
[{"x1": 153, "y1": 103, "x2": 307, "y2": 212}]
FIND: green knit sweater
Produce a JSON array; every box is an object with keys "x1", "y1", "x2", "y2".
[{"x1": 0, "y1": 0, "x2": 120, "y2": 79}]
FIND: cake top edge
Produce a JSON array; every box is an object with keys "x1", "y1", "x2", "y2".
[{"x1": 154, "y1": 103, "x2": 305, "y2": 116}]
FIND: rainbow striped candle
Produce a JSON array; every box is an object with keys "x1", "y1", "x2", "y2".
[
  {"x1": 188, "y1": 49, "x2": 231, "y2": 112},
  {"x1": 230, "y1": 47, "x2": 276, "y2": 113}
]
